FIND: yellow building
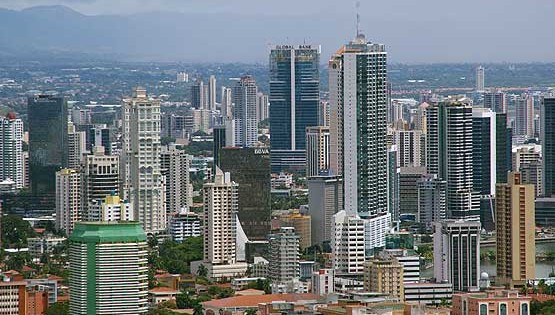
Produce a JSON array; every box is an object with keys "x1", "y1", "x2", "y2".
[
  {"x1": 495, "y1": 172, "x2": 535, "y2": 288},
  {"x1": 279, "y1": 211, "x2": 311, "y2": 250},
  {"x1": 363, "y1": 258, "x2": 404, "y2": 301}
]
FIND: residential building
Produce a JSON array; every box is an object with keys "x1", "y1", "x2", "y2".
[
  {"x1": 483, "y1": 91, "x2": 506, "y2": 113},
  {"x1": 515, "y1": 96, "x2": 534, "y2": 138},
  {"x1": 233, "y1": 75, "x2": 258, "y2": 148},
  {"x1": 148, "y1": 287, "x2": 179, "y2": 307},
  {"x1": 452, "y1": 290, "x2": 531, "y2": 315},
  {"x1": 305, "y1": 126, "x2": 330, "y2": 177},
  {"x1": 87, "y1": 194, "x2": 134, "y2": 222},
  {"x1": 256, "y1": 92, "x2": 269, "y2": 123},
  {"x1": 270, "y1": 45, "x2": 320, "y2": 173},
  {"x1": 307, "y1": 174, "x2": 343, "y2": 246},
  {"x1": 399, "y1": 167, "x2": 427, "y2": 216},
  {"x1": 268, "y1": 227, "x2": 300, "y2": 283},
  {"x1": 26, "y1": 285, "x2": 49, "y2": 315},
  {"x1": 28, "y1": 236, "x2": 66, "y2": 259},
  {"x1": 496, "y1": 112, "x2": 512, "y2": 184},
  {"x1": 168, "y1": 208, "x2": 201, "y2": 242},
  {"x1": 363, "y1": 258, "x2": 404, "y2": 301},
  {"x1": 221, "y1": 87, "x2": 233, "y2": 119},
  {"x1": 160, "y1": 146, "x2": 193, "y2": 212},
  {"x1": 332, "y1": 210, "x2": 365, "y2": 274},
  {"x1": 0, "y1": 113, "x2": 24, "y2": 189},
  {"x1": 88, "y1": 125, "x2": 113, "y2": 155},
  {"x1": 203, "y1": 167, "x2": 247, "y2": 279},
  {"x1": 69, "y1": 222, "x2": 148, "y2": 315},
  {"x1": 472, "y1": 108, "x2": 497, "y2": 196},
  {"x1": 417, "y1": 175, "x2": 447, "y2": 226},
  {"x1": 390, "y1": 129, "x2": 424, "y2": 167},
  {"x1": 476, "y1": 66, "x2": 484, "y2": 91},
  {"x1": 121, "y1": 87, "x2": 166, "y2": 233},
  {"x1": 426, "y1": 101, "x2": 480, "y2": 220},
  {"x1": 0, "y1": 281, "x2": 26, "y2": 315},
  {"x1": 277, "y1": 211, "x2": 311, "y2": 250},
  {"x1": 541, "y1": 97, "x2": 555, "y2": 197},
  {"x1": 208, "y1": 75, "x2": 216, "y2": 111},
  {"x1": 495, "y1": 172, "x2": 535, "y2": 288},
  {"x1": 191, "y1": 79, "x2": 207, "y2": 109},
  {"x1": 312, "y1": 269, "x2": 334, "y2": 295},
  {"x1": 55, "y1": 168, "x2": 81, "y2": 235},
  {"x1": 388, "y1": 146, "x2": 400, "y2": 222},
  {"x1": 219, "y1": 147, "x2": 271, "y2": 240},
  {"x1": 82, "y1": 147, "x2": 119, "y2": 219},
  {"x1": 404, "y1": 282, "x2": 453, "y2": 305},
  {"x1": 433, "y1": 220, "x2": 481, "y2": 292},
  {"x1": 67, "y1": 122, "x2": 86, "y2": 169},
  {"x1": 28, "y1": 95, "x2": 68, "y2": 195}
]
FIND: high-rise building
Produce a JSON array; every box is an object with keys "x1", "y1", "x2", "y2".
[
  {"x1": 495, "y1": 172, "x2": 535, "y2": 288},
  {"x1": 483, "y1": 91, "x2": 506, "y2": 113},
  {"x1": 168, "y1": 208, "x2": 201, "y2": 243},
  {"x1": 277, "y1": 211, "x2": 311, "y2": 250},
  {"x1": 476, "y1": 66, "x2": 485, "y2": 91},
  {"x1": 363, "y1": 258, "x2": 404, "y2": 301},
  {"x1": 0, "y1": 113, "x2": 24, "y2": 189},
  {"x1": 387, "y1": 146, "x2": 400, "y2": 222},
  {"x1": 329, "y1": 35, "x2": 388, "y2": 221},
  {"x1": 87, "y1": 194, "x2": 134, "y2": 222},
  {"x1": 472, "y1": 108, "x2": 496, "y2": 196},
  {"x1": 121, "y1": 88, "x2": 166, "y2": 233},
  {"x1": 417, "y1": 175, "x2": 447, "y2": 226},
  {"x1": 88, "y1": 125, "x2": 113, "y2": 155},
  {"x1": 390, "y1": 129, "x2": 424, "y2": 168},
  {"x1": 208, "y1": 75, "x2": 217, "y2": 111},
  {"x1": 541, "y1": 97, "x2": 555, "y2": 197},
  {"x1": 191, "y1": 79, "x2": 206, "y2": 109},
  {"x1": 160, "y1": 146, "x2": 193, "y2": 213},
  {"x1": 308, "y1": 174, "x2": 343, "y2": 246},
  {"x1": 433, "y1": 220, "x2": 481, "y2": 292},
  {"x1": 203, "y1": 167, "x2": 247, "y2": 279},
  {"x1": 55, "y1": 168, "x2": 81, "y2": 235},
  {"x1": 221, "y1": 87, "x2": 233, "y2": 119},
  {"x1": 268, "y1": 227, "x2": 300, "y2": 283},
  {"x1": 399, "y1": 167, "x2": 427, "y2": 216},
  {"x1": 305, "y1": 126, "x2": 330, "y2": 177},
  {"x1": 496, "y1": 113, "x2": 512, "y2": 184},
  {"x1": 515, "y1": 96, "x2": 534, "y2": 138},
  {"x1": 256, "y1": 92, "x2": 269, "y2": 123},
  {"x1": 513, "y1": 144, "x2": 543, "y2": 197},
  {"x1": 82, "y1": 147, "x2": 119, "y2": 219},
  {"x1": 67, "y1": 122, "x2": 87, "y2": 169},
  {"x1": 219, "y1": 147, "x2": 271, "y2": 240},
  {"x1": 28, "y1": 95, "x2": 68, "y2": 195},
  {"x1": 426, "y1": 101, "x2": 480, "y2": 220},
  {"x1": 332, "y1": 210, "x2": 366, "y2": 274},
  {"x1": 0, "y1": 280, "x2": 26, "y2": 314},
  {"x1": 233, "y1": 75, "x2": 258, "y2": 148},
  {"x1": 270, "y1": 45, "x2": 320, "y2": 173},
  {"x1": 69, "y1": 222, "x2": 148, "y2": 315},
  {"x1": 312, "y1": 269, "x2": 335, "y2": 295}
]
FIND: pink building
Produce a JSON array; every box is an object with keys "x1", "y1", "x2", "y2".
[{"x1": 452, "y1": 290, "x2": 531, "y2": 315}]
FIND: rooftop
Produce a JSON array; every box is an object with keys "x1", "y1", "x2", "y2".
[
  {"x1": 202, "y1": 293, "x2": 319, "y2": 309},
  {"x1": 69, "y1": 221, "x2": 146, "y2": 243}
]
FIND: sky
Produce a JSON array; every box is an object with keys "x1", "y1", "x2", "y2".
[{"x1": 0, "y1": 0, "x2": 554, "y2": 63}]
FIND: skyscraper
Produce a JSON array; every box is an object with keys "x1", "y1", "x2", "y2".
[
  {"x1": 82, "y1": 147, "x2": 119, "y2": 219},
  {"x1": 476, "y1": 66, "x2": 485, "y2": 91},
  {"x1": 69, "y1": 222, "x2": 148, "y2": 315},
  {"x1": 208, "y1": 75, "x2": 217, "y2": 111},
  {"x1": 472, "y1": 108, "x2": 497, "y2": 196},
  {"x1": 55, "y1": 168, "x2": 81, "y2": 235},
  {"x1": 329, "y1": 35, "x2": 388, "y2": 219},
  {"x1": 233, "y1": 75, "x2": 258, "y2": 148},
  {"x1": 191, "y1": 79, "x2": 207, "y2": 109},
  {"x1": 541, "y1": 97, "x2": 555, "y2": 197},
  {"x1": 221, "y1": 87, "x2": 233, "y2": 119},
  {"x1": 305, "y1": 126, "x2": 330, "y2": 177},
  {"x1": 483, "y1": 91, "x2": 506, "y2": 113},
  {"x1": 434, "y1": 220, "x2": 481, "y2": 292},
  {"x1": 308, "y1": 174, "x2": 343, "y2": 246},
  {"x1": 515, "y1": 96, "x2": 534, "y2": 138},
  {"x1": 390, "y1": 129, "x2": 424, "y2": 168},
  {"x1": 496, "y1": 113, "x2": 512, "y2": 184},
  {"x1": 28, "y1": 95, "x2": 68, "y2": 195},
  {"x1": 121, "y1": 88, "x2": 166, "y2": 233},
  {"x1": 256, "y1": 92, "x2": 269, "y2": 123},
  {"x1": 219, "y1": 147, "x2": 271, "y2": 240},
  {"x1": 67, "y1": 122, "x2": 87, "y2": 169},
  {"x1": 332, "y1": 210, "x2": 366, "y2": 274},
  {"x1": 426, "y1": 101, "x2": 480, "y2": 220},
  {"x1": 203, "y1": 167, "x2": 247, "y2": 279},
  {"x1": 160, "y1": 146, "x2": 193, "y2": 213},
  {"x1": 0, "y1": 113, "x2": 24, "y2": 189},
  {"x1": 268, "y1": 227, "x2": 300, "y2": 283},
  {"x1": 417, "y1": 175, "x2": 447, "y2": 225},
  {"x1": 270, "y1": 45, "x2": 320, "y2": 173},
  {"x1": 496, "y1": 172, "x2": 535, "y2": 288}
]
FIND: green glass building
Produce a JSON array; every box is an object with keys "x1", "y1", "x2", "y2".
[{"x1": 69, "y1": 222, "x2": 148, "y2": 315}]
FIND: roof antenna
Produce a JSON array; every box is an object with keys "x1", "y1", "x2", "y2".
[{"x1": 356, "y1": 1, "x2": 361, "y2": 37}]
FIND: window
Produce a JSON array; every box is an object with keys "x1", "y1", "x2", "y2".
[
  {"x1": 480, "y1": 304, "x2": 487, "y2": 315},
  {"x1": 521, "y1": 303, "x2": 528, "y2": 315},
  {"x1": 500, "y1": 303, "x2": 507, "y2": 315}
]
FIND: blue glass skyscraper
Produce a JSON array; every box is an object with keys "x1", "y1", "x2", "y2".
[{"x1": 269, "y1": 45, "x2": 320, "y2": 173}]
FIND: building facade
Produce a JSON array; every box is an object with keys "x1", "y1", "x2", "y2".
[
  {"x1": 268, "y1": 227, "x2": 300, "y2": 283},
  {"x1": 363, "y1": 258, "x2": 404, "y2": 301},
  {"x1": 305, "y1": 126, "x2": 330, "y2": 177},
  {"x1": 55, "y1": 168, "x2": 82, "y2": 235},
  {"x1": 233, "y1": 75, "x2": 258, "y2": 148},
  {"x1": 308, "y1": 174, "x2": 343, "y2": 246},
  {"x1": 82, "y1": 147, "x2": 119, "y2": 219},
  {"x1": 0, "y1": 113, "x2": 24, "y2": 189},
  {"x1": 160, "y1": 146, "x2": 193, "y2": 213},
  {"x1": 541, "y1": 97, "x2": 555, "y2": 197}
]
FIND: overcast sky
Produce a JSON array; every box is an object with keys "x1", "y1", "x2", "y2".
[{"x1": 0, "y1": 0, "x2": 553, "y2": 63}]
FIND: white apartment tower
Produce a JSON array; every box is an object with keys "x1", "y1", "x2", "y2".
[
  {"x1": 305, "y1": 126, "x2": 330, "y2": 177},
  {"x1": 203, "y1": 167, "x2": 247, "y2": 279},
  {"x1": 515, "y1": 95, "x2": 534, "y2": 138},
  {"x1": 0, "y1": 113, "x2": 24, "y2": 188},
  {"x1": 121, "y1": 87, "x2": 166, "y2": 233},
  {"x1": 56, "y1": 168, "x2": 82, "y2": 235},
  {"x1": 233, "y1": 76, "x2": 258, "y2": 148},
  {"x1": 332, "y1": 210, "x2": 366, "y2": 274},
  {"x1": 221, "y1": 87, "x2": 233, "y2": 119},
  {"x1": 268, "y1": 227, "x2": 300, "y2": 283},
  {"x1": 208, "y1": 75, "x2": 217, "y2": 111},
  {"x1": 476, "y1": 66, "x2": 485, "y2": 91},
  {"x1": 87, "y1": 194, "x2": 134, "y2": 222},
  {"x1": 256, "y1": 92, "x2": 269, "y2": 123},
  {"x1": 160, "y1": 145, "x2": 193, "y2": 213},
  {"x1": 67, "y1": 121, "x2": 87, "y2": 169},
  {"x1": 83, "y1": 146, "x2": 119, "y2": 219}
]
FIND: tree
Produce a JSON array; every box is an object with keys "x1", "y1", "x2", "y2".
[
  {"x1": 1, "y1": 215, "x2": 37, "y2": 249},
  {"x1": 46, "y1": 302, "x2": 69, "y2": 315},
  {"x1": 197, "y1": 264, "x2": 207, "y2": 278}
]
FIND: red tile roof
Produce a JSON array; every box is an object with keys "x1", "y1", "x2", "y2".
[{"x1": 203, "y1": 293, "x2": 320, "y2": 308}]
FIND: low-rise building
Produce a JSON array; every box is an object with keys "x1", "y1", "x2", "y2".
[
  {"x1": 202, "y1": 293, "x2": 320, "y2": 315},
  {"x1": 452, "y1": 290, "x2": 531, "y2": 315},
  {"x1": 404, "y1": 282, "x2": 453, "y2": 305},
  {"x1": 148, "y1": 287, "x2": 179, "y2": 307},
  {"x1": 231, "y1": 277, "x2": 266, "y2": 291},
  {"x1": 27, "y1": 236, "x2": 66, "y2": 259},
  {"x1": 312, "y1": 269, "x2": 334, "y2": 296},
  {"x1": 0, "y1": 280, "x2": 27, "y2": 314},
  {"x1": 169, "y1": 208, "x2": 201, "y2": 242},
  {"x1": 363, "y1": 258, "x2": 405, "y2": 301}
]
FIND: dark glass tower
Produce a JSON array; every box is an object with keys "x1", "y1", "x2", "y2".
[
  {"x1": 495, "y1": 113, "x2": 512, "y2": 184},
  {"x1": 219, "y1": 147, "x2": 271, "y2": 240},
  {"x1": 541, "y1": 97, "x2": 555, "y2": 197},
  {"x1": 269, "y1": 45, "x2": 320, "y2": 173},
  {"x1": 28, "y1": 95, "x2": 68, "y2": 195}
]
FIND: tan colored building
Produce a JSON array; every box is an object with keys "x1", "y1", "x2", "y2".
[
  {"x1": 0, "y1": 281, "x2": 27, "y2": 315},
  {"x1": 278, "y1": 211, "x2": 312, "y2": 250},
  {"x1": 363, "y1": 258, "x2": 404, "y2": 301},
  {"x1": 452, "y1": 290, "x2": 531, "y2": 315},
  {"x1": 495, "y1": 172, "x2": 535, "y2": 288}
]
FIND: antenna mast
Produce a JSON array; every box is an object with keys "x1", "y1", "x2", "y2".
[{"x1": 356, "y1": 1, "x2": 361, "y2": 37}]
